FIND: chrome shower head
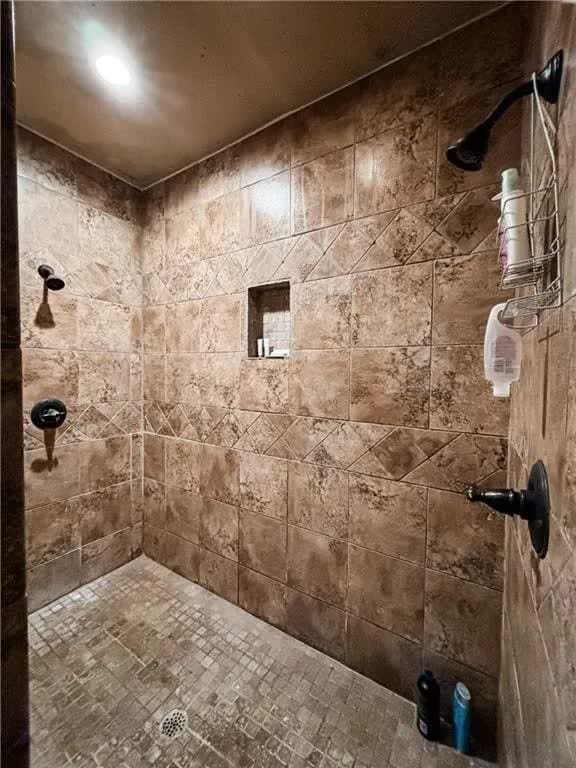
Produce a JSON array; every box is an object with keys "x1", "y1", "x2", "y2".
[
  {"x1": 446, "y1": 50, "x2": 563, "y2": 172},
  {"x1": 38, "y1": 264, "x2": 65, "y2": 291}
]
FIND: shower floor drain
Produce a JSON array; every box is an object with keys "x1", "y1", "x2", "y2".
[{"x1": 159, "y1": 709, "x2": 188, "y2": 739}]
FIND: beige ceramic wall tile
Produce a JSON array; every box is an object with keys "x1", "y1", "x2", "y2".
[
  {"x1": 287, "y1": 526, "x2": 347, "y2": 608},
  {"x1": 165, "y1": 485, "x2": 200, "y2": 543},
  {"x1": 22, "y1": 348, "x2": 79, "y2": 408},
  {"x1": 199, "y1": 496, "x2": 239, "y2": 561},
  {"x1": 288, "y1": 462, "x2": 348, "y2": 539},
  {"x1": 164, "y1": 165, "x2": 200, "y2": 218},
  {"x1": 292, "y1": 276, "x2": 351, "y2": 349},
  {"x1": 77, "y1": 300, "x2": 131, "y2": 353},
  {"x1": 165, "y1": 438, "x2": 202, "y2": 494},
  {"x1": 239, "y1": 452, "x2": 287, "y2": 520},
  {"x1": 348, "y1": 473, "x2": 426, "y2": 564},
  {"x1": 20, "y1": 287, "x2": 78, "y2": 350},
  {"x1": 238, "y1": 510, "x2": 287, "y2": 582},
  {"x1": 353, "y1": 209, "x2": 431, "y2": 272},
  {"x1": 240, "y1": 171, "x2": 291, "y2": 246},
  {"x1": 350, "y1": 347, "x2": 430, "y2": 426},
  {"x1": 78, "y1": 352, "x2": 130, "y2": 402},
  {"x1": 356, "y1": 45, "x2": 439, "y2": 141},
  {"x1": 424, "y1": 569, "x2": 502, "y2": 677},
  {"x1": 354, "y1": 117, "x2": 436, "y2": 217},
  {"x1": 17, "y1": 177, "x2": 78, "y2": 279},
  {"x1": 438, "y1": 3, "x2": 524, "y2": 109},
  {"x1": 26, "y1": 550, "x2": 81, "y2": 612},
  {"x1": 143, "y1": 354, "x2": 166, "y2": 401},
  {"x1": 143, "y1": 306, "x2": 166, "y2": 353},
  {"x1": 25, "y1": 499, "x2": 80, "y2": 569},
  {"x1": 352, "y1": 264, "x2": 432, "y2": 347},
  {"x1": 200, "y1": 354, "x2": 241, "y2": 408},
  {"x1": 427, "y1": 488, "x2": 504, "y2": 590},
  {"x1": 198, "y1": 548, "x2": 239, "y2": 603},
  {"x1": 200, "y1": 294, "x2": 242, "y2": 352},
  {"x1": 165, "y1": 209, "x2": 202, "y2": 269},
  {"x1": 346, "y1": 614, "x2": 422, "y2": 700},
  {"x1": 144, "y1": 434, "x2": 165, "y2": 482},
  {"x1": 165, "y1": 301, "x2": 201, "y2": 354},
  {"x1": 78, "y1": 436, "x2": 131, "y2": 493},
  {"x1": 281, "y1": 417, "x2": 338, "y2": 460},
  {"x1": 162, "y1": 529, "x2": 201, "y2": 582},
  {"x1": 430, "y1": 345, "x2": 510, "y2": 435},
  {"x1": 196, "y1": 146, "x2": 241, "y2": 205},
  {"x1": 198, "y1": 443, "x2": 240, "y2": 506},
  {"x1": 238, "y1": 359, "x2": 288, "y2": 413},
  {"x1": 306, "y1": 222, "x2": 373, "y2": 280},
  {"x1": 81, "y1": 527, "x2": 138, "y2": 584},
  {"x1": 291, "y1": 88, "x2": 356, "y2": 167},
  {"x1": 356, "y1": 427, "x2": 454, "y2": 481},
  {"x1": 240, "y1": 122, "x2": 291, "y2": 188},
  {"x1": 200, "y1": 191, "x2": 241, "y2": 255},
  {"x1": 403, "y1": 432, "x2": 507, "y2": 492},
  {"x1": 436, "y1": 186, "x2": 498, "y2": 253},
  {"x1": 348, "y1": 546, "x2": 424, "y2": 642},
  {"x1": 433, "y1": 251, "x2": 509, "y2": 344},
  {"x1": 78, "y1": 204, "x2": 139, "y2": 276},
  {"x1": 76, "y1": 482, "x2": 133, "y2": 545},
  {"x1": 289, "y1": 349, "x2": 349, "y2": 419},
  {"x1": 239, "y1": 566, "x2": 286, "y2": 629},
  {"x1": 17, "y1": 128, "x2": 79, "y2": 198},
  {"x1": 286, "y1": 587, "x2": 346, "y2": 661},
  {"x1": 306, "y1": 421, "x2": 390, "y2": 469},
  {"x1": 291, "y1": 147, "x2": 354, "y2": 234}
]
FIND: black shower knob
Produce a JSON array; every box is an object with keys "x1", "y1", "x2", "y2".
[{"x1": 30, "y1": 399, "x2": 67, "y2": 430}]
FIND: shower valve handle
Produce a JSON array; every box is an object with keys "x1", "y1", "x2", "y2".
[
  {"x1": 466, "y1": 486, "x2": 528, "y2": 519},
  {"x1": 465, "y1": 460, "x2": 550, "y2": 559}
]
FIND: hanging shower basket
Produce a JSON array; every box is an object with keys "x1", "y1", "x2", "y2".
[{"x1": 497, "y1": 70, "x2": 562, "y2": 331}]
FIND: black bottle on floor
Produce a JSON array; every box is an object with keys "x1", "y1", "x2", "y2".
[{"x1": 416, "y1": 670, "x2": 440, "y2": 740}]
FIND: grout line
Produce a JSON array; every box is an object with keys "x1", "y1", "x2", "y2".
[{"x1": 148, "y1": 474, "x2": 504, "y2": 594}]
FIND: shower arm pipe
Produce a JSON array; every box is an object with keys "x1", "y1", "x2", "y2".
[
  {"x1": 471, "y1": 49, "x2": 563, "y2": 135},
  {"x1": 475, "y1": 79, "x2": 535, "y2": 133}
]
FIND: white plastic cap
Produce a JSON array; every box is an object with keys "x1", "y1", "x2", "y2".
[
  {"x1": 455, "y1": 682, "x2": 471, "y2": 704},
  {"x1": 501, "y1": 168, "x2": 521, "y2": 194},
  {"x1": 493, "y1": 381, "x2": 511, "y2": 397}
]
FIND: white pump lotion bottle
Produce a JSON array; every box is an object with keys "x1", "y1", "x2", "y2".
[{"x1": 484, "y1": 303, "x2": 522, "y2": 397}]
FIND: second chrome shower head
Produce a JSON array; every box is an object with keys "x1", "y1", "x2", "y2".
[{"x1": 38, "y1": 264, "x2": 65, "y2": 291}]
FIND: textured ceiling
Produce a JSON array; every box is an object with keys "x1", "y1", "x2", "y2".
[{"x1": 15, "y1": 1, "x2": 500, "y2": 188}]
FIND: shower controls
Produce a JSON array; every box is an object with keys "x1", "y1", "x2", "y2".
[
  {"x1": 466, "y1": 460, "x2": 550, "y2": 559},
  {"x1": 30, "y1": 399, "x2": 67, "y2": 430}
]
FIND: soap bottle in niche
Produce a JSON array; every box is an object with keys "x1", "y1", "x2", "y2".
[{"x1": 416, "y1": 670, "x2": 440, "y2": 741}]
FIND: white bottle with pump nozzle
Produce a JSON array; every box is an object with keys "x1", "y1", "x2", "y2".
[
  {"x1": 493, "y1": 168, "x2": 530, "y2": 285},
  {"x1": 484, "y1": 303, "x2": 522, "y2": 397}
]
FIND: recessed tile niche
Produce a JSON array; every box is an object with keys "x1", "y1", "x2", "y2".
[{"x1": 247, "y1": 282, "x2": 290, "y2": 358}]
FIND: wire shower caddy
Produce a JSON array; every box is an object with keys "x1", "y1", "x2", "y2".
[{"x1": 497, "y1": 71, "x2": 562, "y2": 331}]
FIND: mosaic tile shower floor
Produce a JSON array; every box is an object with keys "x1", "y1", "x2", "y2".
[{"x1": 29, "y1": 557, "x2": 493, "y2": 768}]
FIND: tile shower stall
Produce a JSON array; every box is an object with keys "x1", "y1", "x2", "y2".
[{"x1": 13, "y1": 4, "x2": 576, "y2": 767}]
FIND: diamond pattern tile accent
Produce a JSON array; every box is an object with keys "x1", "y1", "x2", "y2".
[
  {"x1": 24, "y1": 401, "x2": 143, "y2": 448},
  {"x1": 142, "y1": 403, "x2": 506, "y2": 491}
]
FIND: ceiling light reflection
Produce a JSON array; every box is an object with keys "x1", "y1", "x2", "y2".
[{"x1": 95, "y1": 55, "x2": 131, "y2": 85}]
